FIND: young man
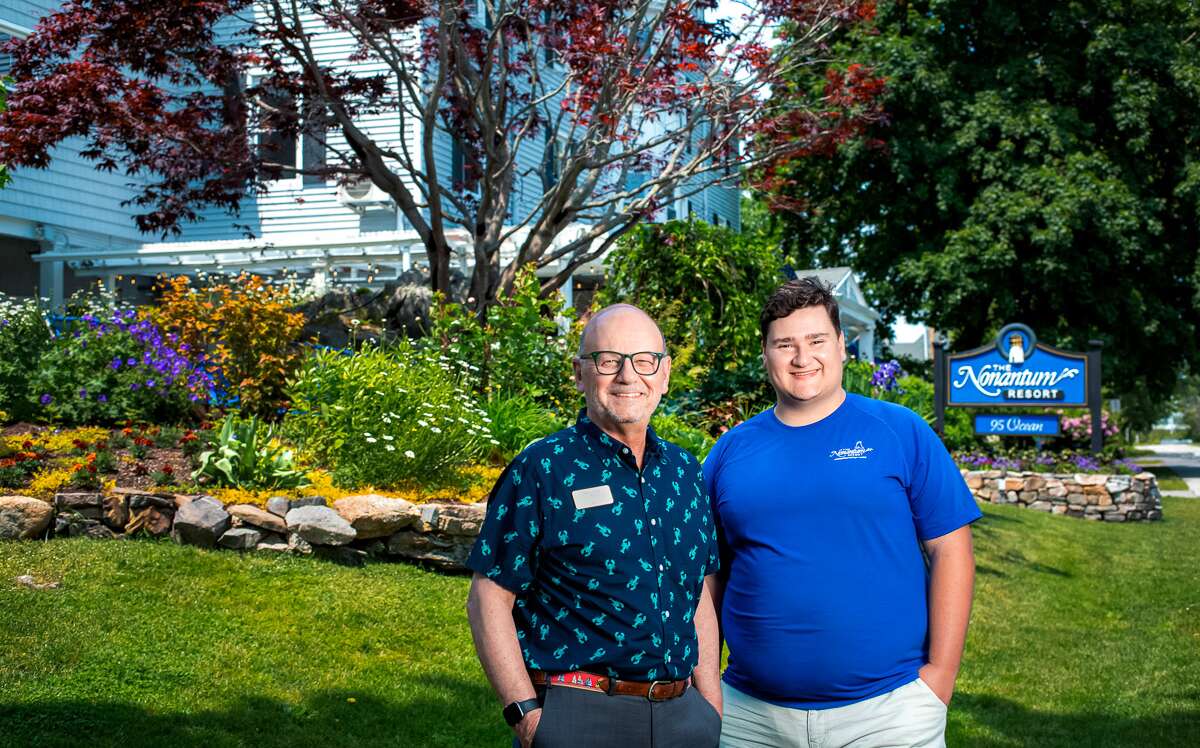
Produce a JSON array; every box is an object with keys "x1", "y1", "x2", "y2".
[
  {"x1": 703, "y1": 279, "x2": 981, "y2": 748},
  {"x1": 467, "y1": 304, "x2": 723, "y2": 748}
]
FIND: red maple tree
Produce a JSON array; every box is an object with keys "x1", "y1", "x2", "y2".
[{"x1": 0, "y1": 0, "x2": 884, "y2": 309}]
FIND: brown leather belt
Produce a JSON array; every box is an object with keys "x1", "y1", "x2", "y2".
[{"x1": 529, "y1": 669, "x2": 690, "y2": 701}]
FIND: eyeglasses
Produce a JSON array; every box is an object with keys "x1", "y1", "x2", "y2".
[{"x1": 579, "y1": 350, "x2": 667, "y2": 376}]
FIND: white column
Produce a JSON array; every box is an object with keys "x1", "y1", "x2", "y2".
[
  {"x1": 38, "y1": 260, "x2": 64, "y2": 308},
  {"x1": 860, "y1": 327, "x2": 876, "y2": 363}
]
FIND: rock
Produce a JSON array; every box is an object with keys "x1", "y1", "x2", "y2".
[
  {"x1": 1075, "y1": 474, "x2": 1108, "y2": 486},
  {"x1": 1103, "y1": 512, "x2": 1127, "y2": 523},
  {"x1": 218, "y1": 527, "x2": 263, "y2": 550},
  {"x1": 1066, "y1": 493, "x2": 1086, "y2": 506},
  {"x1": 1051, "y1": 504, "x2": 1068, "y2": 515},
  {"x1": 266, "y1": 496, "x2": 292, "y2": 518},
  {"x1": 125, "y1": 506, "x2": 173, "y2": 537},
  {"x1": 1024, "y1": 475, "x2": 1047, "y2": 491},
  {"x1": 965, "y1": 475, "x2": 983, "y2": 489},
  {"x1": 227, "y1": 504, "x2": 288, "y2": 534},
  {"x1": 1002, "y1": 477, "x2": 1025, "y2": 491},
  {"x1": 55, "y1": 492, "x2": 104, "y2": 519},
  {"x1": 0, "y1": 496, "x2": 54, "y2": 540},
  {"x1": 128, "y1": 493, "x2": 175, "y2": 511},
  {"x1": 1046, "y1": 484, "x2": 1069, "y2": 498},
  {"x1": 14, "y1": 574, "x2": 59, "y2": 590},
  {"x1": 85, "y1": 523, "x2": 118, "y2": 540},
  {"x1": 1105, "y1": 476, "x2": 1132, "y2": 494},
  {"x1": 1126, "y1": 510, "x2": 1143, "y2": 521},
  {"x1": 1027, "y1": 501, "x2": 1053, "y2": 512},
  {"x1": 102, "y1": 495, "x2": 129, "y2": 531},
  {"x1": 291, "y1": 496, "x2": 328, "y2": 509},
  {"x1": 256, "y1": 541, "x2": 291, "y2": 553},
  {"x1": 57, "y1": 516, "x2": 102, "y2": 537},
  {"x1": 171, "y1": 496, "x2": 231, "y2": 547},
  {"x1": 387, "y1": 530, "x2": 471, "y2": 570},
  {"x1": 1147, "y1": 510, "x2": 1163, "y2": 521},
  {"x1": 287, "y1": 532, "x2": 313, "y2": 555},
  {"x1": 333, "y1": 494, "x2": 420, "y2": 539},
  {"x1": 286, "y1": 505, "x2": 356, "y2": 546}
]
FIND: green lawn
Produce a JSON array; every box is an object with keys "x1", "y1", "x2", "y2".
[{"x1": 2, "y1": 499, "x2": 1198, "y2": 747}]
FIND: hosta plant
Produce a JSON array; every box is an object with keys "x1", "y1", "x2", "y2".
[{"x1": 192, "y1": 415, "x2": 308, "y2": 490}]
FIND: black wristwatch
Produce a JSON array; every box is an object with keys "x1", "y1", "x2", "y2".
[{"x1": 503, "y1": 697, "x2": 542, "y2": 727}]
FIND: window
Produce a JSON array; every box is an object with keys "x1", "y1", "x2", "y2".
[
  {"x1": 253, "y1": 77, "x2": 327, "y2": 187},
  {"x1": 542, "y1": 129, "x2": 558, "y2": 189}
]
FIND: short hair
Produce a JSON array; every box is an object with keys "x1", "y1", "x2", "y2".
[{"x1": 760, "y1": 277, "x2": 842, "y2": 341}]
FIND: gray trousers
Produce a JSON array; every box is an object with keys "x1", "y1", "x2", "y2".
[{"x1": 515, "y1": 682, "x2": 722, "y2": 748}]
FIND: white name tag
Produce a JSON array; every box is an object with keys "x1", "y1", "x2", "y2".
[{"x1": 571, "y1": 485, "x2": 614, "y2": 509}]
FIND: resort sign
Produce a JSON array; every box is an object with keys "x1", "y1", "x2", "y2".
[
  {"x1": 946, "y1": 323, "x2": 1087, "y2": 406},
  {"x1": 934, "y1": 323, "x2": 1105, "y2": 452}
]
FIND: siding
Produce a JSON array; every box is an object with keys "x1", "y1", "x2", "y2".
[{"x1": 0, "y1": 0, "x2": 150, "y2": 248}]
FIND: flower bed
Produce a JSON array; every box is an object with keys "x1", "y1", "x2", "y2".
[{"x1": 961, "y1": 469, "x2": 1161, "y2": 522}]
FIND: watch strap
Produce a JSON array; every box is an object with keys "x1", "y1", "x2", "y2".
[{"x1": 503, "y1": 697, "x2": 542, "y2": 727}]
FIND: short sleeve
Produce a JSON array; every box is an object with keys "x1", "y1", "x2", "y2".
[
  {"x1": 905, "y1": 414, "x2": 983, "y2": 541},
  {"x1": 466, "y1": 451, "x2": 544, "y2": 592}
]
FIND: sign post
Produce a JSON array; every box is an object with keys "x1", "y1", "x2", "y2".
[{"x1": 934, "y1": 324, "x2": 1104, "y2": 453}]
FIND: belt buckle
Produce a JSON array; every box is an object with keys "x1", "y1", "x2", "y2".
[{"x1": 646, "y1": 680, "x2": 673, "y2": 702}]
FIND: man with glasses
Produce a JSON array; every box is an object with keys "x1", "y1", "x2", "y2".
[{"x1": 467, "y1": 304, "x2": 723, "y2": 748}]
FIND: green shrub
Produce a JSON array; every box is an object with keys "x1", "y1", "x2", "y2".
[
  {"x1": 192, "y1": 414, "x2": 308, "y2": 490},
  {"x1": 0, "y1": 295, "x2": 52, "y2": 421},
  {"x1": 30, "y1": 306, "x2": 210, "y2": 425},
  {"x1": 598, "y1": 220, "x2": 784, "y2": 404},
  {"x1": 651, "y1": 412, "x2": 716, "y2": 461},
  {"x1": 482, "y1": 396, "x2": 565, "y2": 462},
  {"x1": 283, "y1": 343, "x2": 496, "y2": 489},
  {"x1": 427, "y1": 266, "x2": 581, "y2": 413}
]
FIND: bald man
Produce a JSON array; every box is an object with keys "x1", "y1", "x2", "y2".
[{"x1": 467, "y1": 305, "x2": 723, "y2": 748}]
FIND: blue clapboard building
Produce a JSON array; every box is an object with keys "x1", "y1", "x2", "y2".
[{"x1": 0, "y1": 1, "x2": 741, "y2": 306}]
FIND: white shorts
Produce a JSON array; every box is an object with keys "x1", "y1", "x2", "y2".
[{"x1": 719, "y1": 678, "x2": 947, "y2": 748}]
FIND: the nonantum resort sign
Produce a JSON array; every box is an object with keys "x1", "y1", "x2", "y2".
[{"x1": 947, "y1": 324, "x2": 1087, "y2": 406}]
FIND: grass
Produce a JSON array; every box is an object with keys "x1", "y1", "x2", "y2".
[{"x1": 2, "y1": 499, "x2": 1199, "y2": 747}]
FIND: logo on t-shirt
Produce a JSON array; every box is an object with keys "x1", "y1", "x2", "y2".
[{"x1": 829, "y1": 440, "x2": 875, "y2": 461}]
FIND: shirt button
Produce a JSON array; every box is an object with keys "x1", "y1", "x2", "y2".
[
  {"x1": 641, "y1": 477, "x2": 645, "y2": 483},
  {"x1": 658, "y1": 564, "x2": 664, "y2": 571},
  {"x1": 650, "y1": 519, "x2": 657, "y2": 526},
  {"x1": 664, "y1": 611, "x2": 670, "y2": 620},
  {"x1": 622, "y1": 447, "x2": 629, "y2": 454}
]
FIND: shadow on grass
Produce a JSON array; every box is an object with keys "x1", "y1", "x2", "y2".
[
  {"x1": 950, "y1": 691, "x2": 1200, "y2": 747},
  {"x1": 0, "y1": 674, "x2": 506, "y2": 748}
]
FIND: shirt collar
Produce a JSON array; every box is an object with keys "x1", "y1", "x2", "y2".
[{"x1": 575, "y1": 409, "x2": 664, "y2": 461}]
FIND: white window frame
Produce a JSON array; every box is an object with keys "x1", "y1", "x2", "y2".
[{"x1": 248, "y1": 71, "x2": 304, "y2": 192}]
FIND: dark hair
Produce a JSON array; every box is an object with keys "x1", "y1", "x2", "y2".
[{"x1": 759, "y1": 277, "x2": 841, "y2": 341}]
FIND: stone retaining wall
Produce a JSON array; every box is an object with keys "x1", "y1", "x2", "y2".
[
  {"x1": 960, "y1": 469, "x2": 1162, "y2": 521},
  {"x1": 0, "y1": 489, "x2": 484, "y2": 569}
]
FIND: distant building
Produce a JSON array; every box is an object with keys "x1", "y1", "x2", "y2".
[
  {"x1": 789, "y1": 266, "x2": 881, "y2": 362},
  {"x1": 891, "y1": 323, "x2": 937, "y2": 362}
]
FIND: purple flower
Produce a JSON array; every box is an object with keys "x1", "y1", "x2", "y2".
[
  {"x1": 78, "y1": 388, "x2": 87, "y2": 399},
  {"x1": 130, "y1": 382, "x2": 141, "y2": 391},
  {"x1": 146, "y1": 379, "x2": 156, "y2": 388},
  {"x1": 110, "y1": 356, "x2": 122, "y2": 370},
  {"x1": 126, "y1": 357, "x2": 136, "y2": 366},
  {"x1": 39, "y1": 393, "x2": 53, "y2": 405},
  {"x1": 97, "y1": 394, "x2": 108, "y2": 404}
]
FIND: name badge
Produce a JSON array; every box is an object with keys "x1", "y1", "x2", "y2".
[{"x1": 572, "y1": 485, "x2": 614, "y2": 509}]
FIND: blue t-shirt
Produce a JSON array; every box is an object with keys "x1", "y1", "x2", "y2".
[{"x1": 703, "y1": 393, "x2": 981, "y2": 709}]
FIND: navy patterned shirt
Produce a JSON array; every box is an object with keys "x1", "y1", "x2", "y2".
[{"x1": 467, "y1": 411, "x2": 720, "y2": 682}]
